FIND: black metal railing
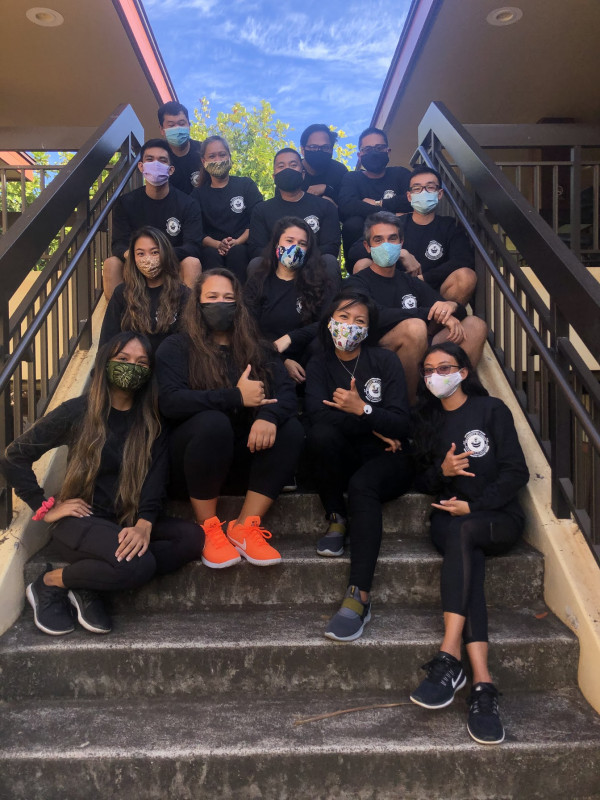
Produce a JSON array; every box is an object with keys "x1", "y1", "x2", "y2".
[
  {"x1": 0, "y1": 104, "x2": 143, "y2": 527},
  {"x1": 414, "y1": 102, "x2": 600, "y2": 561}
]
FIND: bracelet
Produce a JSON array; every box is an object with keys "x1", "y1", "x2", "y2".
[{"x1": 32, "y1": 497, "x2": 55, "y2": 521}]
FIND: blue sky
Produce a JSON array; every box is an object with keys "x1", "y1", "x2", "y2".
[{"x1": 144, "y1": 0, "x2": 410, "y2": 153}]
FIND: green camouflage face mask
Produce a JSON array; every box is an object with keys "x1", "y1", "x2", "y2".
[{"x1": 106, "y1": 360, "x2": 151, "y2": 391}]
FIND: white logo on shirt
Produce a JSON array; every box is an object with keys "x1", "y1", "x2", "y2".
[
  {"x1": 364, "y1": 377, "x2": 382, "y2": 403},
  {"x1": 191, "y1": 171, "x2": 201, "y2": 188},
  {"x1": 166, "y1": 217, "x2": 181, "y2": 236},
  {"x1": 296, "y1": 297, "x2": 303, "y2": 314},
  {"x1": 401, "y1": 293, "x2": 417, "y2": 309},
  {"x1": 383, "y1": 189, "x2": 396, "y2": 200},
  {"x1": 230, "y1": 195, "x2": 245, "y2": 213},
  {"x1": 305, "y1": 214, "x2": 320, "y2": 233},
  {"x1": 426, "y1": 240, "x2": 444, "y2": 260},
  {"x1": 463, "y1": 429, "x2": 489, "y2": 457}
]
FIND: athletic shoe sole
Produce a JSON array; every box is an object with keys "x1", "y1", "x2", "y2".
[
  {"x1": 68, "y1": 590, "x2": 111, "y2": 634},
  {"x1": 467, "y1": 720, "x2": 505, "y2": 745},
  {"x1": 201, "y1": 554, "x2": 241, "y2": 569},
  {"x1": 409, "y1": 673, "x2": 467, "y2": 709},
  {"x1": 316, "y1": 545, "x2": 344, "y2": 557},
  {"x1": 231, "y1": 545, "x2": 281, "y2": 566},
  {"x1": 324, "y1": 608, "x2": 372, "y2": 642},
  {"x1": 26, "y1": 583, "x2": 74, "y2": 636}
]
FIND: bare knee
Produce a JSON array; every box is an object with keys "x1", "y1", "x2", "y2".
[
  {"x1": 180, "y1": 257, "x2": 202, "y2": 289},
  {"x1": 440, "y1": 268, "x2": 477, "y2": 304},
  {"x1": 102, "y1": 257, "x2": 124, "y2": 301}
]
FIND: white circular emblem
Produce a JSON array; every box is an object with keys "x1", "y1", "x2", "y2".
[
  {"x1": 364, "y1": 377, "x2": 382, "y2": 403},
  {"x1": 304, "y1": 214, "x2": 320, "y2": 233},
  {"x1": 401, "y1": 293, "x2": 417, "y2": 309},
  {"x1": 295, "y1": 297, "x2": 303, "y2": 314},
  {"x1": 166, "y1": 217, "x2": 181, "y2": 236},
  {"x1": 191, "y1": 171, "x2": 201, "y2": 188},
  {"x1": 463, "y1": 429, "x2": 489, "y2": 457},
  {"x1": 383, "y1": 189, "x2": 396, "y2": 200},
  {"x1": 230, "y1": 195, "x2": 245, "y2": 213},
  {"x1": 426, "y1": 239, "x2": 444, "y2": 260}
]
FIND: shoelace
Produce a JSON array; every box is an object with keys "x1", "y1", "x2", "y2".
[
  {"x1": 468, "y1": 686, "x2": 500, "y2": 716},
  {"x1": 37, "y1": 583, "x2": 69, "y2": 611},
  {"x1": 243, "y1": 519, "x2": 273, "y2": 543},
  {"x1": 203, "y1": 519, "x2": 230, "y2": 549},
  {"x1": 421, "y1": 655, "x2": 455, "y2": 684}
]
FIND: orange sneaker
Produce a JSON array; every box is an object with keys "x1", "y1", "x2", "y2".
[
  {"x1": 201, "y1": 517, "x2": 241, "y2": 569},
  {"x1": 227, "y1": 516, "x2": 281, "y2": 566}
]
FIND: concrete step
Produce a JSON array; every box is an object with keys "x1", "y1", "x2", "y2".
[
  {"x1": 1, "y1": 689, "x2": 599, "y2": 799},
  {"x1": 26, "y1": 539, "x2": 544, "y2": 612},
  {"x1": 0, "y1": 605, "x2": 577, "y2": 701}
]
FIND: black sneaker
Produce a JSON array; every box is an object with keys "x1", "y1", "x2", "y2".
[
  {"x1": 324, "y1": 585, "x2": 371, "y2": 641},
  {"x1": 68, "y1": 589, "x2": 112, "y2": 634},
  {"x1": 410, "y1": 651, "x2": 466, "y2": 709},
  {"x1": 467, "y1": 682, "x2": 505, "y2": 744},
  {"x1": 26, "y1": 565, "x2": 74, "y2": 636},
  {"x1": 316, "y1": 513, "x2": 346, "y2": 557}
]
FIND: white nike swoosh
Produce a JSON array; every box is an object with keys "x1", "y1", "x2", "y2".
[
  {"x1": 451, "y1": 672, "x2": 463, "y2": 689},
  {"x1": 230, "y1": 537, "x2": 247, "y2": 550}
]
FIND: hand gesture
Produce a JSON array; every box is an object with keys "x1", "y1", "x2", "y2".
[
  {"x1": 431, "y1": 496, "x2": 471, "y2": 516},
  {"x1": 441, "y1": 442, "x2": 475, "y2": 477},
  {"x1": 115, "y1": 519, "x2": 152, "y2": 562},
  {"x1": 237, "y1": 365, "x2": 278, "y2": 407},
  {"x1": 44, "y1": 498, "x2": 92, "y2": 523},
  {"x1": 323, "y1": 377, "x2": 364, "y2": 415},
  {"x1": 372, "y1": 431, "x2": 402, "y2": 452},
  {"x1": 428, "y1": 300, "x2": 458, "y2": 325},
  {"x1": 247, "y1": 419, "x2": 277, "y2": 452},
  {"x1": 284, "y1": 359, "x2": 306, "y2": 384}
]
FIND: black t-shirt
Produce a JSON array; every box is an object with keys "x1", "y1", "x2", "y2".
[
  {"x1": 111, "y1": 186, "x2": 204, "y2": 262},
  {"x1": 302, "y1": 158, "x2": 348, "y2": 205},
  {"x1": 167, "y1": 139, "x2": 202, "y2": 195},
  {"x1": 247, "y1": 192, "x2": 341, "y2": 258},
  {"x1": 305, "y1": 345, "x2": 410, "y2": 441},
  {"x1": 414, "y1": 395, "x2": 529, "y2": 521},
  {"x1": 345, "y1": 267, "x2": 466, "y2": 335},
  {"x1": 338, "y1": 166, "x2": 412, "y2": 221},
  {"x1": 99, "y1": 282, "x2": 190, "y2": 353},
  {"x1": 402, "y1": 214, "x2": 475, "y2": 290},
  {"x1": 191, "y1": 175, "x2": 263, "y2": 240}
]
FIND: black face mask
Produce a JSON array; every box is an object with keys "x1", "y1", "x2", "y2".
[
  {"x1": 303, "y1": 150, "x2": 332, "y2": 174},
  {"x1": 361, "y1": 151, "x2": 389, "y2": 174},
  {"x1": 200, "y1": 301, "x2": 237, "y2": 331},
  {"x1": 274, "y1": 168, "x2": 304, "y2": 193}
]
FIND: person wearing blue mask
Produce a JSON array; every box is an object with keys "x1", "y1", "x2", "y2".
[
  {"x1": 102, "y1": 139, "x2": 203, "y2": 300},
  {"x1": 345, "y1": 212, "x2": 487, "y2": 402},
  {"x1": 158, "y1": 101, "x2": 203, "y2": 195},
  {"x1": 400, "y1": 166, "x2": 477, "y2": 305}
]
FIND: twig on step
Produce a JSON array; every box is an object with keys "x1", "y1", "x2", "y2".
[{"x1": 294, "y1": 701, "x2": 412, "y2": 726}]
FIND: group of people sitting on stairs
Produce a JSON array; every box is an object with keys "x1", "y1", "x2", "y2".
[{"x1": 0, "y1": 101, "x2": 529, "y2": 748}]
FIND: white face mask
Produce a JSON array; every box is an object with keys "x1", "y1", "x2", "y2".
[{"x1": 425, "y1": 370, "x2": 463, "y2": 399}]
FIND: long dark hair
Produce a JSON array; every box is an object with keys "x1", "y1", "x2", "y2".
[
  {"x1": 196, "y1": 135, "x2": 231, "y2": 187},
  {"x1": 182, "y1": 268, "x2": 273, "y2": 391},
  {"x1": 122, "y1": 226, "x2": 182, "y2": 335},
  {"x1": 412, "y1": 342, "x2": 488, "y2": 470},
  {"x1": 318, "y1": 290, "x2": 379, "y2": 355},
  {"x1": 248, "y1": 216, "x2": 330, "y2": 323},
  {"x1": 60, "y1": 332, "x2": 161, "y2": 526}
]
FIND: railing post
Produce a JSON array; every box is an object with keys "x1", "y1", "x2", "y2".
[
  {"x1": 76, "y1": 197, "x2": 92, "y2": 351},
  {"x1": 0, "y1": 302, "x2": 13, "y2": 527},
  {"x1": 549, "y1": 303, "x2": 572, "y2": 519},
  {"x1": 570, "y1": 145, "x2": 582, "y2": 260}
]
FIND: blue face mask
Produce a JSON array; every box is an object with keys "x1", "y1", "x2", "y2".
[
  {"x1": 410, "y1": 190, "x2": 439, "y2": 214},
  {"x1": 276, "y1": 243, "x2": 306, "y2": 270},
  {"x1": 370, "y1": 242, "x2": 402, "y2": 268},
  {"x1": 164, "y1": 126, "x2": 190, "y2": 148}
]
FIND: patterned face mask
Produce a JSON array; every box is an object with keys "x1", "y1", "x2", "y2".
[
  {"x1": 136, "y1": 254, "x2": 162, "y2": 280},
  {"x1": 328, "y1": 317, "x2": 369, "y2": 352},
  {"x1": 204, "y1": 159, "x2": 231, "y2": 177},
  {"x1": 106, "y1": 361, "x2": 151, "y2": 391},
  {"x1": 276, "y1": 243, "x2": 306, "y2": 270}
]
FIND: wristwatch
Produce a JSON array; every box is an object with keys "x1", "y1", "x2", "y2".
[{"x1": 362, "y1": 404, "x2": 373, "y2": 415}]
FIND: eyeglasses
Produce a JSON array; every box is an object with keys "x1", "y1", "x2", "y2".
[
  {"x1": 359, "y1": 144, "x2": 389, "y2": 155},
  {"x1": 420, "y1": 364, "x2": 460, "y2": 377},
  {"x1": 304, "y1": 145, "x2": 333, "y2": 153},
  {"x1": 410, "y1": 183, "x2": 441, "y2": 194}
]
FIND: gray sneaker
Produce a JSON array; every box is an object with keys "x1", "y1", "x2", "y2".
[
  {"x1": 316, "y1": 513, "x2": 346, "y2": 557},
  {"x1": 324, "y1": 585, "x2": 371, "y2": 642}
]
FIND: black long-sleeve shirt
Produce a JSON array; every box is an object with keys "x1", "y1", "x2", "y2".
[
  {"x1": 167, "y1": 139, "x2": 203, "y2": 194},
  {"x1": 243, "y1": 272, "x2": 336, "y2": 361},
  {"x1": 0, "y1": 396, "x2": 167, "y2": 524},
  {"x1": 100, "y1": 282, "x2": 190, "y2": 353},
  {"x1": 305, "y1": 346, "x2": 410, "y2": 441},
  {"x1": 111, "y1": 186, "x2": 203, "y2": 262},
  {"x1": 302, "y1": 158, "x2": 348, "y2": 205},
  {"x1": 345, "y1": 267, "x2": 466, "y2": 336},
  {"x1": 191, "y1": 175, "x2": 263, "y2": 240},
  {"x1": 247, "y1": 193, "x2": 341, "y2": 259},
  {"x1": 414, "y1": 395, "x2": 529, "y2": 521},
  {"x1": 338, "y1": 166, "x2": 412, "y2": 221},
  {"x1": 155, "y1": 334, "x2": 297, "y2": 428},
  {"x1": 402, "y1": 214, "x2": 475, "y2": 290}
]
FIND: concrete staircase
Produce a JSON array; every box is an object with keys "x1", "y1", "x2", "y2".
[{"x1": 0, "y1": 493, "x2": 599, "y2": 799}]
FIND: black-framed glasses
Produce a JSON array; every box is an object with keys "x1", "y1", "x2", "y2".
[
  {"x1": 304, "y1": 144, "x2": 333, "y2": 153},
  {"x1": 359, "y1": 144, "x2": 389, "y2": 155},
  {"x1": 410, "y1": 183, "x2": 441, "y2": 194},
  {"x1": 420, "y1": 364, "x2": 460, "y2": 377}
]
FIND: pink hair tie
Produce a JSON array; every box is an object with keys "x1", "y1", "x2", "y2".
[{"x1": 32, "y1": 497, "x2": 55, "y2": 521}]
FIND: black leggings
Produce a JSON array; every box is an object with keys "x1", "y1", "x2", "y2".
[
  {"x1": 51, "y1": 515, "x2": 204, "y2": 592},
  {"x1": 169, "y1": 410, "x2": 305, "y2": 500},
  {"x1": 307, "y1": 423, "x2": 414, "y2": 592},
  {"x1": 430, "y1": 509, "x2": 524, "y2": 644}
]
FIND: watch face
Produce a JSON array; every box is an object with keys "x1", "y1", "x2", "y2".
[{"x1": 363, "y1": 404, "x2": 373, "y2": 415}]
